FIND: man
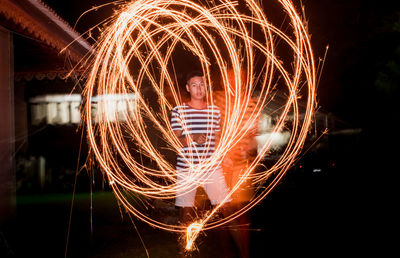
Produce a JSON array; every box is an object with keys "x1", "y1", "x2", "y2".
[
  {"x1": 215, "y1": 68, "x2": 259, "y2": 258},
  {"x1": 170, "y1": 70, "x2": 231, "y2": 227}
]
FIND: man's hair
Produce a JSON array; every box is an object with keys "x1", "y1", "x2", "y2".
[{"x1": 186, "y1": 70, "x2": 203, "y2": 84}]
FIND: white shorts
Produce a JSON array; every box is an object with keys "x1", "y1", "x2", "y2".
[{"x1": 175, "y1": 167, "x2": 231, "y2": 207}]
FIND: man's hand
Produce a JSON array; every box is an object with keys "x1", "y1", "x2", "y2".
[{"x1": 192, "y1": 133, "x2": 208, "y2": 144}]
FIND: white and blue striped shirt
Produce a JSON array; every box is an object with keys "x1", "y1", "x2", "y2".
[{"x1": 171, "y1": 103, "x2": 221, "y2": 171}]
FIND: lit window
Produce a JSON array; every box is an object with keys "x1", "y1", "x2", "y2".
[
  {"x1": 29, "y1": 94, "x2": 81, "y2": 125},
  {"x1": 91, "y1": 94, "x2": 137, "y2": 123},
  {"x1": 29, "y1": 93, "x2": 138, "y2": 125}
]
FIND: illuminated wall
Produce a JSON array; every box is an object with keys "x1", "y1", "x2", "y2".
[{"x1": 29, "y1": 93, "x2": 137, "y2": 125}]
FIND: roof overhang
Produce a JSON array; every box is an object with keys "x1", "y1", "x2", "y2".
[{"x1": 0, "y1": 0, "x2": 92, "y2": 78}]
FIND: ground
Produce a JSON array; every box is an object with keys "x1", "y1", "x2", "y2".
[
  {"x1": 2, "y1": 131, "x2": 383, "y2": 257},
  {"x1": 3, "y1": 155, "x2": 377, "y2": 258}
]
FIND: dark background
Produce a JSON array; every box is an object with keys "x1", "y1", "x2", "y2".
[{"x1": 7, "y1": 0, "x2": 399, "y2": 257}]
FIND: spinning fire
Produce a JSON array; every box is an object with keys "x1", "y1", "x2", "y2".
[{"x1": 81, "y1": 0, "x2": 316, "y2": 251}]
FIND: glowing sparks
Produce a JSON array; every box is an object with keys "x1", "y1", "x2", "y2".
[
  {"x1": 186, "y1": 222, "x2": 203, "y2": 250},
  {"x1": 81, "y1": 0, "x2": 317, "y2": 250}
]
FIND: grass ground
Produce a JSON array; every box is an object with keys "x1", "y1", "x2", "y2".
[{"x1": 5, "y1": 159, "x2": 372, "y2": 257}]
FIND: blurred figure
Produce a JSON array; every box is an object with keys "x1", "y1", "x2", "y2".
[{"x1": 215, "y1": 68, "x2": 260, "y2": 258}]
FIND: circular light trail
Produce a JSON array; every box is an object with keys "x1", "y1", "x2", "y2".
[{"x1": 82, "y1": 0, "x2": 316, "y2": 250}]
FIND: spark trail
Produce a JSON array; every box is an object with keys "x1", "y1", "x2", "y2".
[{"x1": 81, "y1": 0, "x2": 317, "y2": 250}]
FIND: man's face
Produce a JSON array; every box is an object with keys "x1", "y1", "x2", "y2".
[{"x1": 186, "y1": 76, "x2": 206, "y2": 101}]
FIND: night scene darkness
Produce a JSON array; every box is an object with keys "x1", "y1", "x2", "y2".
[{"x1": 0, "y1": 0, "x2": 398, "y2": 257}]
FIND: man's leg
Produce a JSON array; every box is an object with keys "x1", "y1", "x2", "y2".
[
  {"x1": 203, "y1": 168, "x2": 243, "y2": 256},
  {"x1": 175, "y1": 170, "x2": 198, "y2": 256},
  {"x1": 203, "y1": 167, "x2": 250, "y2": 258},
  {"x1": 224, "y1": 203, "x2": 250, "y2": 258}
]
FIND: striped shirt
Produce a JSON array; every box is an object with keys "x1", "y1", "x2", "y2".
[{"x1": 171, "y1": 103, "x2": 221, "y2": 171}]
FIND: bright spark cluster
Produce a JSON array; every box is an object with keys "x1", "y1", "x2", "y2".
[{"x1": 82, "y1": 0, "x2": 316, "y2": 250}]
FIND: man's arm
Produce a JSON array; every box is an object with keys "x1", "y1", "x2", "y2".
[
  {"x1": 173, "y1": 130, "x2": 207, "y2": 147},
  {"x1": 173, "y1": 129, "x2": 191, "y2": 147}
]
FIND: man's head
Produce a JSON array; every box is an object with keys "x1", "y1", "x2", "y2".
[{"x1": 186, "y1": 70, "x2": 206, "y2": 101}]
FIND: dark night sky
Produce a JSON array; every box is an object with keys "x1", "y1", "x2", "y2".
[
  {"x1": 41, "y1": 0, "x2": 400, "y2": 168},
  {"x1": 41, "y1": 0, "x2": 398, "y2": 123}
]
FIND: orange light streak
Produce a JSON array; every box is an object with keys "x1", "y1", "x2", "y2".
[{"x1": 81, "y1": 0, "x2": 317, "y2": 250}]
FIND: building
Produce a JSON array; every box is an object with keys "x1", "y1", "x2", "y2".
[{"x1": 0, "y1": 0, "x2": 91, "y2": 223}]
